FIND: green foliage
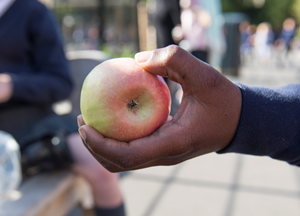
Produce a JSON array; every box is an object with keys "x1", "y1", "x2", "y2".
[
  {"x1": 221, "y1": 0, "x2": 297, "y2": 29},
  {"x1": 222, "y1": 0, "x2": 246, "y2": 12},
  {"x1": 291, "y1": 0, "x2": 300, "y2": 26},
  {"x1": 263, "y1": 0, "x2": 294, "y2": 29},
  {"x1": 101, "y1": 43, "x2": 135, "y2": 58}
]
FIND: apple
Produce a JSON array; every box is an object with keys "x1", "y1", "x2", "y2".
[{"x1": 80, "y1": 58, "x2": 171, "y2": 142}]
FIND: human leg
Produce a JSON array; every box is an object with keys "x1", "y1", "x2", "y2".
[{"x1": 66, "y1": 133, "x2": 125, "y2": 216}]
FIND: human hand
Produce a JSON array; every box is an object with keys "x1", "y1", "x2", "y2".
[
  {"x1": 77, "y1": 45, "x2": 242, "y2": 172},
  {"x1": 0, "y1": 74, "x2": 13, "y2": 103}
]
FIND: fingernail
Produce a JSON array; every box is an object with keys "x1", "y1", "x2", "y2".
[
  {"x1": 135, "y1": 51, "x2": 152, "y2": 64},
  {"x1": 77, "y1": 115, "x2": 81, "y2": 127},
  {"x1": 78, "y1": 126, "x2": 86, "y2": 143}
]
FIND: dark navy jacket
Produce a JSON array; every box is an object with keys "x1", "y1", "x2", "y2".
[
  {"x1": 219, "y1": 83, "x2": 300, "y2": 167},
  {"x1": 0, "y1": 0, "x2": 72, "y2": 108}
]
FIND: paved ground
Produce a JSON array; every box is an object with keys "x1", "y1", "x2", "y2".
[{"x1": 119, "y1": 62, "x2": 300, "y2": 216}]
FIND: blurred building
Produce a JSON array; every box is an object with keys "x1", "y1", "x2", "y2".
[{"x1": 39, "y1": 0, "x2": 139, "y2": 57}]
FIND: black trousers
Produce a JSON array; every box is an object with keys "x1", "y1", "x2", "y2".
[
  {"x1": 191, "y1": 50, "x2": 209, "y2": 63},
  {"x1": 0, "y1": 105, "x2": 77, "y2": 148},
  {"x1": 153, "y1": 0, "x2": 181, "y2": 48}
]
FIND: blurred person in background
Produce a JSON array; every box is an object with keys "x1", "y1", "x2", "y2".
[
  {"x1": 172, "y1": 0, "x2": 211, "y2": 63},
  {"x1": 254, "y1": 22, "x2": 274, "y2": 64},
  {"x1": 153, "y1": 0, "x2": 182, "y2": 116},
  {"x1": 239, "y1": 21, "x2": 253, "y2": 64},
  {"x1": 239, "y1": 22, "x2": 257, "y2": 65},
  {"x1": 240, "y1": 21, "x2": 250, "y2": 52},
  {"x1": 276, "y1": 18, "x2": 296, "y2": 53},
  {"x1": 87, "y1": 27, "x2": 100, "y2": 50},
  {"x1": 274, "y1": 18, "x2": 297, "y2": 67},
  {"x1": 0, "y1": 0, "x2": 126, "y2": 215},
  {"x1": 153, "y1": 0, "x2": 181, "y2": 49}
]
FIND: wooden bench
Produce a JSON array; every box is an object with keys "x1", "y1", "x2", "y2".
[
  {"x1": 1, "y1": 170, "x2": 95, "y2": 216},
  {"x1": 1, "y1": 50, "x2": 109, "y2": 216}
]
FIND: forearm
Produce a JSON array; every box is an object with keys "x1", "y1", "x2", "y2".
[
  {"x1": 7, "y1": 71, "x2": 72, "y2": 105},
  {"x1": 218, "y1": 83, "x2": 300, "y2": 166}
]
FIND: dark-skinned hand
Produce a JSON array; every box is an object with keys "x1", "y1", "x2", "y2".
[{"x1": 78, "y1": 45, "x2": 242, "y2": 172}]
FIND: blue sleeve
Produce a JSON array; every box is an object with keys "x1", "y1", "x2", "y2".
[
  {"x1": 218, "y1": 83, "x2": 300, "y2": 166},
  {"x1": 7, "y1": 3, "x2": 72, "y2": 105}
]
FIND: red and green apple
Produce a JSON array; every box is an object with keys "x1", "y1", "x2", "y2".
[{"x1": 80, "y1": 58, "x2": 171, "y2": 142}]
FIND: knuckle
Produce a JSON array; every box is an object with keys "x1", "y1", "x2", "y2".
[
  {"x1": 163, "y1": 45, "x2": 191, "y2": 83},
  {"x1": 166, "y1": 44, "x2": 181, "y2": 54},
  {"x1": 163, "y1": 45, "x2": 182, "y2": 67}
]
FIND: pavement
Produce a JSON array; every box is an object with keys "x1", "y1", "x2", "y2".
[{"x1": 119, "y1": 61, "x2": 300, "y2": 216}]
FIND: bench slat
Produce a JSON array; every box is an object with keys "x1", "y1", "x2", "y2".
[{"x1": 1, "y1": 170, "x2": 92, "y2": 216}]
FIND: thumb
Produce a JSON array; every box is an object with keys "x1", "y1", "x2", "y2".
[{"x1": 135, "y1": 45, "x2": 211, "y2": 88}]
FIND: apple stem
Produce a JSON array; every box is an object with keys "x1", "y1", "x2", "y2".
[{"x1": 127, "y1": 99, "x2": 139, "y2": 110}]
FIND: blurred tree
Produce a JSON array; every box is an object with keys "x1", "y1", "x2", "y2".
[
  {"x1": 221, "y1": 0, "x2": 297, "y2": 30},
  {"x1": 263, "y1": 0, "x2": 294, "y2": 30},
  {"x1": 291, "y1": 0, "x2": 300, "y2": 26}
]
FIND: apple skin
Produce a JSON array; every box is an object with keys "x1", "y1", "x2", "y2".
[{"x1": 80, "y1": 57, "x2": 171, "y2": 142}]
